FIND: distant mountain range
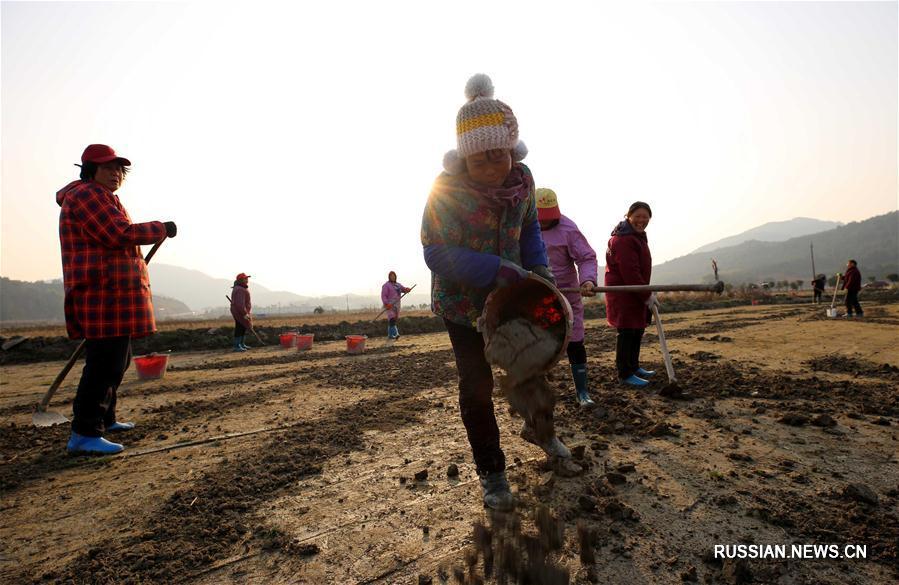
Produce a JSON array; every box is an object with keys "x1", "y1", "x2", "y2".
[
  {"x1": 652, "y1": 211, "x2": 898, "y2": 284},
  {"x1": 147, "y1": 264, "x2": 431, "y2": 313},
  {"x1": 691, "y1": 217, "x2": 842, "y2": 254},
  {"x1": 3, "y1": 213, "x2": 895, "y2": 323},
  {"x1": 0, "y1": 277, "x2": 190, "y2": 323}
]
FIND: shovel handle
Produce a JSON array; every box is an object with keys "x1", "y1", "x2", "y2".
[
  {"x1": 37, "y1": 340, "x2": 86, "y2": 411},
  {"x1": 558, "y1": 281, "x2": 725, "y2": 294},
  {"x1": 651, "y1": 304, "x2": 677, "y2": 384}
]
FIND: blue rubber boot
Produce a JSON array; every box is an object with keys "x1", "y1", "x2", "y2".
[
  {"x1": 106, "y1": 421, "x2": 135, "y2": 432},
  {"x1": 636, "y1": 367, "x2": 656, "y2": 378},
  {"x1": 239, "y1": 335, "x2": 250, "y2": 350},
  {"x1": 571, "y1": 363, "x2": 595, "y2": 406},
  {"x1": 233, "y1": 337, "x2": 246, "y2": 352},
  {"x1": 478, "y1": 470, "x2": 514, "y2": 511},
  {"x1": 67, "y1": 432, "x2": 124, "y2": 455},
  {"x1": 622, "y1": 374, "x2": 649, "y2": 388},
  {"x1": 388, "y1": 324, "x2": 399, "y2": 339}
]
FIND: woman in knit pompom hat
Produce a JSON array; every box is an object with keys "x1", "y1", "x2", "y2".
[{"x1": 421, "y1": 74, "x2": 567, "y2": 511}]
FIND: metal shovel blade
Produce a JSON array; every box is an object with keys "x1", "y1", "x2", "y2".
[{"x1": 32, "y1": 409, "x2": 69, "y2": 427}]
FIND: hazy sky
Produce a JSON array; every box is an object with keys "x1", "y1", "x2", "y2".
[{"x1": 2, "y1": 0, "x2": 896, "y2": 296}]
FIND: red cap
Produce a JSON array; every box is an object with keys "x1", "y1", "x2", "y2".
[
  {"x1": 236, "y1": 273, "x2": 251, "y2": 280},
  {"x1": 80, "y1": 144, "x2": 131, "y2": 166}
]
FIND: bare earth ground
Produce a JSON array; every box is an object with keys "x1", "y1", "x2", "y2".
[{"x1": 1, "y1": 301, "x2": 897, "y2": 584}]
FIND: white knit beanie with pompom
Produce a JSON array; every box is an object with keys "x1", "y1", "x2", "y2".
[{"x1": 443, "y1": 73, "x2": 527, "y2": 174}]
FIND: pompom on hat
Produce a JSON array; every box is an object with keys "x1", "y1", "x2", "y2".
[
  {"x1": 536, "y1": 188, "x2": 561, "y2": 221},
  {"x1": 443, "y1": 73, "x2": 527, "y2": 174}
]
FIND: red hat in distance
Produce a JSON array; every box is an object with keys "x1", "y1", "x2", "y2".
[
  {"x1": 80, "y1": 144, "x2": 131, "y2": 166},
  {"x1": 236, "y1": 273, "x2": 251, "y2": 280}
]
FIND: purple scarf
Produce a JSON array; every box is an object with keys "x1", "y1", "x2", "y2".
[{"x1": 463, "y1": 164, "x2": 532, "y2": 208}]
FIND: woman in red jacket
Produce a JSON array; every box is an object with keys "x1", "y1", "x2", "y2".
[
  {"x1": 58, "y1": 144, "x2": 176, "y2": 455},
  {"x1": 604, "y1": 201, "x2": 657, "y2": 387}
]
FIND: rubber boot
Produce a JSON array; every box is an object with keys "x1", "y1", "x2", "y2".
[
  {"x1": 233, "y1": 337, "x2": 246, "y2": 352},
  {"x1": 388, "y1": 324, "x2": 399, "y2": 339},
  {"x1": 621, "y1": 374, "x2": 649, "y2": 388},
  {"x1": 106, "y1": 421, "x2": 135, "y2": 432},
  {"x1": 239, "y1": 335, "x2": 250, "y2": 350},
  {"x1": 571, "y1": 363, "x2": 594, "y2": 406},
  {"x1": 478, "y1": 470, "x2": 514, "y2": 511},
  {"x1": 636, "y1": 367, "x2": 656, "y2": 378},
  {"x1": 67, "y1": 432, "x2": 124, "y2": 455}
]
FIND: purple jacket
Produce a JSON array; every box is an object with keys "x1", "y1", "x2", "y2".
[
  {"x1": 541, "y1": 215, "x2": 598, "y2": 342},
  {"x1": 381, "y1": 281, "x2": 406, "y2": 320},
  {"x1": 230, "y1": 284, "x2": 252, "y2": 328}
]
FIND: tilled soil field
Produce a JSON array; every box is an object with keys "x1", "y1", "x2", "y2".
[{"x1": 1, "y1": 300, "x2": 897, "y2": 584}]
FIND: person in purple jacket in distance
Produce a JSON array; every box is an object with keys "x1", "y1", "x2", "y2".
[
  {"x1": 381, "y1": 271, "x2": 411, "y2": 339},
  {"x1": 536, "y1": 188, "x2": 599, "y2": 407}
]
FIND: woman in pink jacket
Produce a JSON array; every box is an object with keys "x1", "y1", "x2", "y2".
[
  {"x1": 536, "y1": 189, "x2": 599, "y2": 406},
  {"x1": 381, "y1": 271, "x2": 411, "y2": 339}
]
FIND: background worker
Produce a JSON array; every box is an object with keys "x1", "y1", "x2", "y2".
[
  {"x1": 58, "y1": 144, "x2": 176, "y2": 455},
  {"x1": 230, "y1": 273, "x2": 253, "y2": 351},
  {"x1": 842, "y1": 259, "x2": 864, "y2": 318},
  {"x1": 812, "y1": 273, "x2": 826, "y2": 304},
  {"x1": 535, "y1": 188, "x2": 599, "y2": 407},
  {"x1": 604, "y1": 201, "x2": 657, "y2": 388},
  {"x1": 381, "y1": 271, "x2": 411, "y2": 340}
]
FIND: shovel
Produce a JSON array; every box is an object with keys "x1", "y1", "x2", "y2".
[
  {"x1": 33, "y1": 239, "x2": 166, "y2": 427},
  {"x1": 650, "y1": 303, "x2": 690, "y2": 399},
  {"x1": 826, "y1": 274, "x2": 842, "y2": 318}
]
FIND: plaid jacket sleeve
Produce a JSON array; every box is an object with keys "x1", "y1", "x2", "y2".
[{"x1": 69, "y1": 184, "x2": 167, "y2": 248}]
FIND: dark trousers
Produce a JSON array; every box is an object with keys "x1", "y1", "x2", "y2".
[
  {"x1": 813, "y1": 289, "x2": 823, "y2": 302},
  {"x1": 615, "y1": 328, "x2": 645, "y2": 380},
  {"x1": 566, "y1": 340, "x2": 587, "y2": 366},
  {"x1": 388, "y1": 318, "x2": 397, "y2": 327},
  {"x1": 234, "y1": 321, "x2": 246, "y2": 337},
  {"x1": 72, "y1": 336, "x2": 132, "y2": 437},
  {"x1": 444, "y1": 319, "x2": 505, "y2": 475},
  {"x1": 845, "y1": 290, "x2": 863, "y2": 316}
]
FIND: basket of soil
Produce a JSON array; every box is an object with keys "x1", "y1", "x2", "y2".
[{"x1": 479, "y1": 273, "x2": 573, "y2": 379}]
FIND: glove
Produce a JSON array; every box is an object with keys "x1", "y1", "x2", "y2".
[
  {"x1": 385, "y1": 303, "x2": 394, "y2": 310},
  {"x1": 531, "y1": 265, "x2": 556, "y2": 284},
  {"x1": 402, "y1": 287, "x2": 411, "y2": 293},
  {"x1": 580, "y1": 281, "x2": 596, "y2": 297},
  {"x1": 163, "y1": 221, "x2": 177, "y2": 238},
  {"x1": 645, "y1": 292, "x2": 660, "y2": 309},
  {"x1": 495, "y1": 259, "x2": 528, "y2": 288}
]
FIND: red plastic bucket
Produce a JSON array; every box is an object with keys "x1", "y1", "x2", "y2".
[
  {"x1": 346, "y1": 335, "x2": 367, "y2": 355},
  {"x1": 280, "y1": 332, "x2": 297, "y2": 349},
  {"x1": 295, "y1": 333, "x2": 314, "y2": 351},
  {"x1": 133, "y1": 353, "x2": 169, "y2": 380}
]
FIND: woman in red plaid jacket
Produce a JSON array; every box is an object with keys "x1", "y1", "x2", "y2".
[{"x1": 57, "y1": 144, "x2": 176, "y2": 455}]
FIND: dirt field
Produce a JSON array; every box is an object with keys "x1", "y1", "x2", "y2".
[{"x1": 1, "y1": 300, "x2": 897, "y2": 584}]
